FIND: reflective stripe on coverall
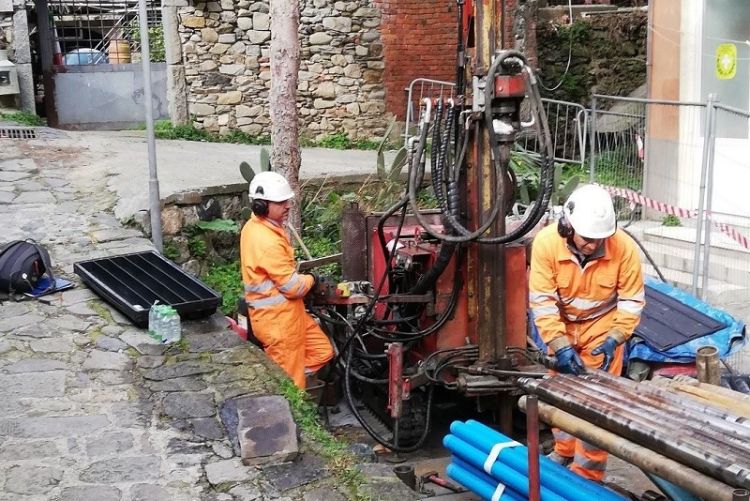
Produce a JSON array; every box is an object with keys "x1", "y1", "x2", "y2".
[
  {"x1": 240, "y1": 215, "x2": 333, "y2": 389},
  {"x1": 529, "y1": 224, "x2": 645, "y2": 481}
]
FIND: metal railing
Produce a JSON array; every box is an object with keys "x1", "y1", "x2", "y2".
[
  {"x1": 519, "y1": 98, "x2": 587, "y2": 166},
  {"x1": 403, "y1": 78, "x2": 587, "y2": 168},
  {"x1": 46, "y1": 0, "x2": 162, "y2": 66},
  {"x1": 403, "y1": 78, "x2": 456, "y2": 149}
]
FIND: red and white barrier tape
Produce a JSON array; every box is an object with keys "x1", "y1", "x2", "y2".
[{"x1": 602, "y1": 185, "x2": 750, "y2": 250}]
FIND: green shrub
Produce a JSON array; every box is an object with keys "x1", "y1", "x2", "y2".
[
  {"x1": 0, "y1": 111, "x2": 43, "y2": 126},
  {"x1": 163, "y1": 240, "x2": 180, "y2": 261},
  {"x1": 128, "y1": 22, "x2": 165, "y2": 62},
  {"x1": 203, "y1": 262, "x2": 242, "y2": 315},
  {"x1": 317, "y1": 132, "x2": 352, "y2": 150},
  {"x1": 188, "y1": 236, "x2": 207, "y2": 258},
  {"x1": 662, "y1": 214, "x2": 681, "y2": 227}
]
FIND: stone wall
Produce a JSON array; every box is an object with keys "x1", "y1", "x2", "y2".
[
  {"x1": 0, "y1": 0, "x2": 35, "y2": 112},
  {"x1": 177, "y1": 0, "x2": 390, "y2": 140},
  {"x1": 134, "y1": 184, "x2": 248, "y2": 277},
  {"x1": 536, "y1": 10, "x2": 647, "y2": 105},
  {"x1": 0, "y1": 12, "x2": 11, "y2": 52}
]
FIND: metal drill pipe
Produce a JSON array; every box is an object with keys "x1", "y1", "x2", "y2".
[
  {"x1": 519, "y1": 378, "x2": 750, "y2": 488},
  {"x1": 524, "y1": 377, "x2": 750, "y2": 487},
  {"x1": 583, "y1": 374, "x2": 750, "y2": 440},
  {"x1": 518, "y1": 396, "x2": 738, "y2": 501},
  {"x1": 589, "y1": 374, "x2": 750, "y2": 441},
  {"x1": 697, "y1": 345, "x2": 721, "y2": 386},
  {"x1": 672, "y1": 375, "x2": 750, "y2": 405},
  {"x1": 592, "y1": 370, "x2": 750, "y2": 429},
  {"x1": 564, "y1": 375, "x2": 750, "y2": 455},
  {"x1": 670, "y1": 383, "x2": 750, "y2": 419},
  {"x1": 553, "y1": 376, "x2": 750, "y2": 463}
]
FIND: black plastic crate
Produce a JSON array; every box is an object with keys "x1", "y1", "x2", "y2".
[{"x1": 74, "y1": 251, "x2": 222, "y2": 328}]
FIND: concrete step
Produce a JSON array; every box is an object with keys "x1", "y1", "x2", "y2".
[
  {"x1": 635, "y1": 238, "x2": 750, "y2": 287},
  {"x1": 642, "y1": 263, "x2": 750, "y2": 306},
  {"x1": 640, "y1": 224, "x2": 750, "y2": 261}
]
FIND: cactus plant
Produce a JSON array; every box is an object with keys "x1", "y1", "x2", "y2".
[{"x1": 239, "y1": 147, "x2": 271, "y2": 219}]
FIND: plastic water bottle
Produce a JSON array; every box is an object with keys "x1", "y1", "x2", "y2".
[
  {"x1": 148, "y1": 302, "x2": 163, "y2": 341},
  {"x1": 161, "y1": 306, "x2": 182, "y2": 344}
]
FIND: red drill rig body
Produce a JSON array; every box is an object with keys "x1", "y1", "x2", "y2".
[{"x1": 309, "y1": 0, "x2": 556, "y2": 452}]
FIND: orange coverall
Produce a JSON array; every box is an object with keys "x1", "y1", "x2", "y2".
[
  {"x1": 529, "y1": 223, "x2": 645, "y2": 481},
  {"x1": 240, "y1": 215, "x2": 334, "y2": 389}
]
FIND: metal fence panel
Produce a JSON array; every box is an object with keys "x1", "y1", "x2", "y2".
[
  {"x1": 403, "y1": 78, "x2": 455, "y2": 149},
  {"x1": 518, "y1": 98, "x2": 587, "y2": 166},
  {"x1": 589, "y1": 94, "x2": 750, "y2": 373}
]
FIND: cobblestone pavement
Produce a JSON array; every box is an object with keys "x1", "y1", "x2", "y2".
[{"x1": 0, "y1": 139, "x2": 395, "y2": 500}]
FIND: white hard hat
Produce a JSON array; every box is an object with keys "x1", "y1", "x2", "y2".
[
  {"x1": 248, "y1": 171, "x2": 294, "y2": 202},
  {"x1": 563, "y1": 184, "x2": 616, "y2": 239}
]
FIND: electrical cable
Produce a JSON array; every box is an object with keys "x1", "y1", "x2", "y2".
[
  {"x1": 406, "y1": 54, "x2": 555, "y2": 244},
  {"x1": 537, "y1": 0, "x2": 574, "y2": 92}
]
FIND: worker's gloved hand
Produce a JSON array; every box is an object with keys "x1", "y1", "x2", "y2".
[
  {"x1": 591, "y1": 336, "x2": 620, "y2": 371},
  {"x1": 304, "y1": 273, "x2": 322, "y2": 297},
  {"x1": 554, "y1": 345, "x2": 585, "y2": 375}
]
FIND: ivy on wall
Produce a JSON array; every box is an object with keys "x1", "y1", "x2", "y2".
[{"x1": 536, "y1": 12, "x2": 647, "y2": 106}]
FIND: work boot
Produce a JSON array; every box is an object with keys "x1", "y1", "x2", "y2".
[{"x1": 546, "y1": 451, "x2": 573, "y2": 467}]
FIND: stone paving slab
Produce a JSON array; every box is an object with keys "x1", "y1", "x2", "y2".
[{"x1": 0, "y1": 142, "x2": 381, "y2": 501}]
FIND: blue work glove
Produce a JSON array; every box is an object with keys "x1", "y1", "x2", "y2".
[
  {"x1": 554, "y1": 345, "x2": 585, "y2": 375},
  {"x1": 591, "y1": 336, "x2": 620, "y2": 371}
]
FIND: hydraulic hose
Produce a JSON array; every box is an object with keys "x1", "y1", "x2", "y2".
[
  {"x1": 406, "y1": 53, "x2": 555, "y2": 245},
  {"x1": 344, "y1": 339, "x2": 436, "y2": 453}
]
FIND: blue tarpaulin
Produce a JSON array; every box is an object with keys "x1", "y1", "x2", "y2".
[{"x1": 529, "y1": 276, "x2": 746, "y2": 364}]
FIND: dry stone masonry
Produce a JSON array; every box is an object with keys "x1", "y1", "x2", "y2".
[
  {"x1": 177, "y1": 0, "x2": 389, "y2": 140},
  {"x1": 0, "y1": 12, "x2": 11, "y2": 50}
]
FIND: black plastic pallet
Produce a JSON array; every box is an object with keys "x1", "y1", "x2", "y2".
[{"x1": 74, "y1": 251, "x2": 222, "y2": 328}]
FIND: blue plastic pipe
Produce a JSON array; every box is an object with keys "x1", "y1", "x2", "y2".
[
  {"x1": 459, "y1": 420, "x2": 608, "y2": 499},
  {"x1": 460, "y1": 420, "x2": 626, "y2": 501},
  {"x1": 447, "y1": 461, "x2": 525, "y2": 501},
  {"x1": 444, "y1": 434, "x2": 568, "y2": 501},
  {"x1": 644, "y1": 471, "x2": 702, "y2": 501},
  {"x1": 452, "y1": 455, "x2": 526, "y2": 500}
]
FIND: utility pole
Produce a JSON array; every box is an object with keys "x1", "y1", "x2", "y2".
[{"x1": 137, "y1": 0, "x2": 163, "y2": 252}]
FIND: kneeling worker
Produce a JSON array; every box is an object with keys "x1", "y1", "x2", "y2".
[
  {"x1": 529, "y1": 184, "x2": 645, "y2": 481},
  {"x1": 240, "y1": 171, "x2": 334, "y2": 389}
]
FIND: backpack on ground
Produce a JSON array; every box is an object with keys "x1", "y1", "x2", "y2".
[{"x1": 0, "y1": 240, "x2": 55, "y2": 296}]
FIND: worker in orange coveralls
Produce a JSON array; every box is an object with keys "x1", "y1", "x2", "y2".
[
  {"x1": 240, "y1": 171, "x2": 333, "y2": 389},
  {"x1": 529, "y1": 184, "x2": 645, "y2": 482}
]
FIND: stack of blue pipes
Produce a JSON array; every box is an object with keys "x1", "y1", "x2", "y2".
[{"x1": 444, "y1": 420, "x2": 627, "y2": 501}]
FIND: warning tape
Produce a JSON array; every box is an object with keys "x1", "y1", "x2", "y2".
[{"x1": 601, "y1": 185, "x2": 750, "y2": 250}]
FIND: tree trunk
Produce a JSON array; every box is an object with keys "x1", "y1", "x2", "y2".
[{"x1": 269, "y1": 0, "x2": 302, "y2": 232}]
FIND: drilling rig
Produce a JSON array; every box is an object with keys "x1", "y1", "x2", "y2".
[{"x1": 309, "y1": 0, "x2": 556, "y2": 452}]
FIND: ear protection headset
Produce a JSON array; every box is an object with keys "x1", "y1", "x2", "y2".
[
  {"x1": 251, "y1": 199, "x2": 269, "y2": 217},
  {"x1": 250, "y1": 185, "x2": 269, "y2": 217},
  {"x1": 557, "y1": 215, "x2": 574, "y2": 238}
]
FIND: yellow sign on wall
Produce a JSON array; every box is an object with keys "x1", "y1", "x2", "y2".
[{"x1": 716, "y1": 43, "x2": 737, "y2": 80}]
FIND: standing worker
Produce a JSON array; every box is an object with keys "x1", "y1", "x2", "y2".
[
  {"x1": 528, "y1": 184, "x2": 645, "y2": 481},
  {"x1": 240, "y1": 171, "x2": 334, "y2": 389}
]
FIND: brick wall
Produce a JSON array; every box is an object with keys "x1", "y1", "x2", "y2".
[
  {"x1": 373, "y1": 0, "x2": 457, "y2": 120},
  {"x1": 373, "y1": 0, "x2": 528, "y2": 120}
]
